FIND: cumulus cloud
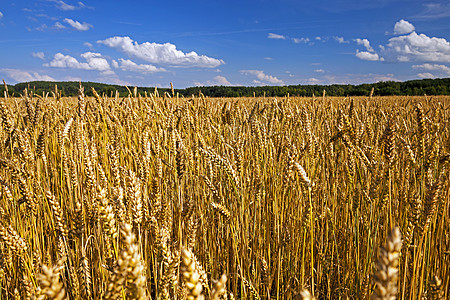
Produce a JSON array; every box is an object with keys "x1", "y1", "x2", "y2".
[
  {"x1": 314, "y1": 69, "x2": 325, "y2": 73},
  {"x1": 64, "y1": 18, "x2": 92, "y2": 31},
  {"x1": 49, "y1": 0, "x2": 86, "y2": 11},
  {"x1": 45, "y1": 52, "x2": 111, "y2": 71},
  {"x1": 268, "y1": 33, "x2": 286, "y2": 40},
  {"x1": 80, "y1": 52, "x2": 110, "y2": 71},
  {"x1": 97, "y1": 36, "x2": 224, "y2": 68},
  {"x1": 412, "y1": 63, "x2": 450, "y2": 74},
  {"x1": 354, "y1": 38, "x2": 374, "y2": 52},
  {"x1": 334, "y1": 36, "x2": 349, "y2": 44},
  {"x1": 240, "y1": 70, "x2": 283, "y2": 85},
  {"x1": 195, "y1": 75, "x2": 233, "y2": 86},
  {"x1": 394, "y1": 19, "x2": 415, "y2": 35},
  {"x1": 117, "y1": 59, "x2": 166, "y2": 73},
  {"x1": 417, "y1": 72, "x2": 435, "y2": 79},
  {"x1": 212, "y1": 75, "x2": 232, "y2": 86},
  {"x1": 32, "y1": 52, "x2": 45, "y2": 60},
  {"x1": 356, "y1": 50, "x2": 383, "y2": 61},
  {"x1": 352, "y1": 21, "x2": 450, "y2": 63},
  {"x1": 307, "y1": 78, "x2": 321, "y2": 84},
  {"x1": 384, "y1": 31, "x2": 450, "y2": 62},
  {"x1": 1, "y1": 69, "x2": 55, "y2": 82}
]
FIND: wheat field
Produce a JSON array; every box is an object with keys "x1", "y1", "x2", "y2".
[{"x1": 0, "y1": 85, "x2": 448, "y2": 299}]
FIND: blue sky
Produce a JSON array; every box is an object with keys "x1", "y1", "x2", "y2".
[{"x1": 0, "y1": 0, "x2": 449, "y2": 88}]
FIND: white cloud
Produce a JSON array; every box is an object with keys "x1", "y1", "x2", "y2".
[
  {"x1": 356, "y1": 50, "x2": 383, "y2": 61},
  {"x1": 307, "y1": 78, "x2": 320, "y2": 84},
  {"x1": 0, "y1": 12, "x2": 3, "y2": 19},
  {"x1": 53, "y1": 22, "x2": 66, "y2": 30},
  {"x1": 292, "y1": 37, "x2": 310, "y2": 44},
  {"x1": 80, "y1": 52, "x2": 110, "y2": 71},
  {"x1": 412, "y1": 63, "x2": 450, "y2": 74},
  {"x1": 84, "y1": 42, "x2": 93, "y2": 48},
  {"x1": 334, "y1": 36, "x2": 349, "y2": 44},
  {"x1": 50, "y1": 0, "x2": 86, "y2": 11},
  {"x1": 264, "y1": 57, "x2": 273, "y2": 60},
  {"x1": 45, "y1": 52, "x2": 111, "y2": 71},
  {"x1": 45, "y1": 53, "x2": 83, "y2": 68},
  {"x1": 32, "y1": 52, "x2": 45, "y2": 60},
  {"x1": 394, "y1": 19, "x2": 415, "y2": 35},
  {"x1": 314, "y1": 69, "x2": 325, "y2": 73},
  {"x1": 55, "y1": 0, "x2": 76, "y2": 10},
  {"x1": 64, "y1": 18, "x2": 92, "y2": 31},
  {"x1": 417, "y1": 72, "x2": 435, "y2": 79},
  {"x1": 354, "y1": 38, "x2": 374, "y2": 52},
  {"x1": 268, "y1": 33, "x2": 286, "y2": 40},
  {"x1": 315, "y1": 37, "x2": 322, "y2": 41},
  {"x1": 97, "y1": 36, "x2": 224, "y2": 68},
  {"x1": 384, "y1": 31, "x2": 450, "y2": 62},
  {"x1": 285, "y1": 71, "x2": 295, "y2": 78},
  {"x1": 100, "y1": 70, "x2": 115, "y2": 76},
  {"x1": 117, "y1": 59, "x2": 166, "y2": 73},
  {"x1": 195, "y1": 75, "x2": 233, "y2": 86},
  {"x1": 211, "y1": 75, "x2": 232, "y2": 86},
  {"x1": 352, "y1": 21, "x2": 450, "y2": 64},
  {"x1": 1, "y1": 69, "x2": 55, "y2": 82},
  {"x1": 111, "y1": 60, "x2": 119, "y2": 69},
  {"x1": 240, "y1": 70, "x2": 284, "y2": 85}
]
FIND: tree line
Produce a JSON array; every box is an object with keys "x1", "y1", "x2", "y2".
[{"x1": 1, "y1": 78, "x2": 449, "y2": 98}]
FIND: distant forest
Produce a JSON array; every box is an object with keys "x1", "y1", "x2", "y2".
[{"x1": 2, "y1": 78, "x2": 450, "y2": 98}]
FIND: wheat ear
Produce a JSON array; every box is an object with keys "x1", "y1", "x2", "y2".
[{"x1": 372, "y1": 226, "x2": 402, "y2": 300}]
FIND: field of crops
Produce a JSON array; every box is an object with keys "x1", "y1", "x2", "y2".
[{"x1": 0, "y1": 85, "x2": 448, "y2": 299}]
